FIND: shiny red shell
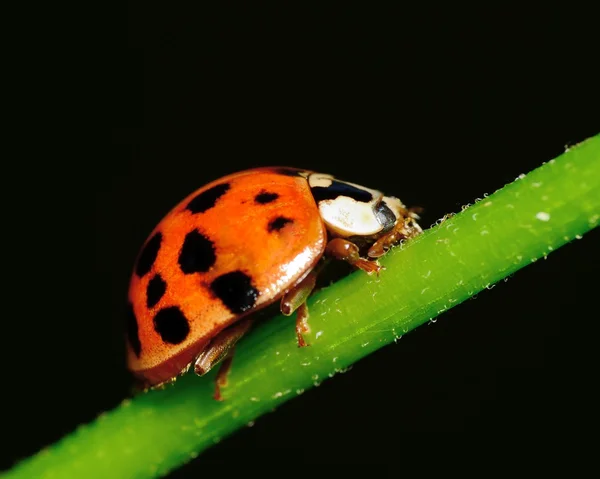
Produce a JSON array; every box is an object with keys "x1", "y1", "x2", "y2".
[{"x1": 126, "y1": 167, "x2": 326, "y2": 387}]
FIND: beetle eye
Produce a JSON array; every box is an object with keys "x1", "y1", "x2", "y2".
[{"x1": 374, "y1": 201, "x2": 397, "y2": 233}]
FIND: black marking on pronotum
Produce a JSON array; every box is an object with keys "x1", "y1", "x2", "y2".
[
  {"x1": 127, "y1": 302, "x2": 142, "y2": 357},
  {"x1": 311, "y1": 180, "x2": 373, "y2": 203},
  {"x1": 178, "y1": 230, "x2": 217, "y2": 274},
  {"x1": 153, "y1": 306, "x2": 190, "y2": 344},
  {"x1": 255, "y1": 191, "x2": 279, "y2": 204},
  {"x1": 375, "y1": 201, "x2": 397, "y2": 233},
  {"x1": 268, "y1": 216, "x2": 294, "y2": 232},
  {"x1": 210, "y1": 270, "x2": 259, "y2": 314},
  {"x1": 135, "y1": 232, "x2": 162, "y2": 277},
  {"x1": 186, "y1": 183, "x2": 230, "y2": 214},
  {"x1": 146, "y1": 273, "x2": 166, "y2": 308}
]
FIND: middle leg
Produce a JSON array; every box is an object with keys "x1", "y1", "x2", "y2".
[{"x1": 281, "y1": 269, "x2": 318, "y2": 347}]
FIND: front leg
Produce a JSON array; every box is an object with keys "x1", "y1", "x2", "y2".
[
  {"x1": 325, "y1": 238, "x2": 382, "y2": 275},
  {"x1": 367, "y1": 215, "x2": 423, "y2": 258}
]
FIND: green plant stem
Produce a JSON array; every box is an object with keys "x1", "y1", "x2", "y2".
[{"x1": 5, "y1": 135, "x2": 600, "y2": 479}]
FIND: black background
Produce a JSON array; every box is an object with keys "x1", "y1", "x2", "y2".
[{"x1": 4, "y1": 3, "x2": 599, "y2": 477}]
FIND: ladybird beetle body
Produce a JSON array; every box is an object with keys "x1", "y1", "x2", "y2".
[{"x1": 127, "y1": 167, "x2": 421, "y2": 399}]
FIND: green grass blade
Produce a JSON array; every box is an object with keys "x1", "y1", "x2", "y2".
[{"x1": 4, "y1": 134, "x2": 599, "y2": 479}]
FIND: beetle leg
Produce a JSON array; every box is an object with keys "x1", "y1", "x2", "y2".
[
  {"x1": 367, "y1": 215, "x2": 423, "y2": 258},
  {"x1": 326, "y1": 238, "x2": 382, "y2": 275},
  {"x1": 194, "y1": 318, "x2": 253, "y2": 401},
  {"x1": 212, "y1": 354, "x2": 234, "y2": 401},
  {"x1": 281, "y1": 270, "x2": 318, "y2": 347}
]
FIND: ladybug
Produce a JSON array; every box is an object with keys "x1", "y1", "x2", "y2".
[{"x1": 126, "y1": 167, "x2": 422, "y2": 399}]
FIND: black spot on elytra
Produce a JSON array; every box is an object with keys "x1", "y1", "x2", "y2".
[
  {"x1": 255, "y1": 191, "x2": 279, "y2": 204},
  {"x1": 268, "y1": 216, "x2": 294, "y2": 232},
  {"x1": 153, "y1": 306, "x2": 190, "y2": 344},
  {"x1": 211, "y1": 271, "x2": 259, "y2": 314},
  {"x1": 135, "y1": 232, "x2": 162, "y2": 277},
  {"x1": 146, "y1": 273, "x2": 166, "y2": 308},
  {"x1": 186, "y1": 183, "x2": 230, "y2": 214},
  {"x1": 273, "y1": 167, "x2": 302, "y2": 177},
  {"x1": 127, "y1": 302, "x2": 141, "y2": 357},
  {"x1": 311, "y1": 180, "x2": 373, "y2": 203},
  {"x1": 178, "y1": 230, "x2": 216, "y2": 274}
]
